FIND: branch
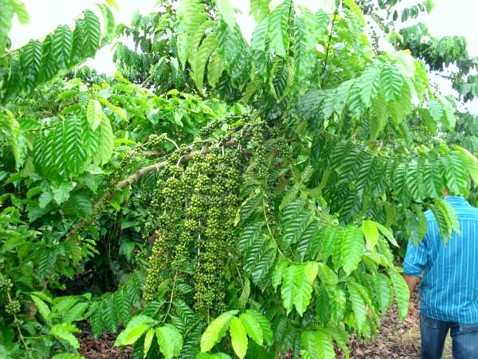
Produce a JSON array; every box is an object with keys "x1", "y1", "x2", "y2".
[
  {"x1": 67, "y1": 145, "x2": 220, "y2": 239},
  {"x1": 65, "y1": 123, "x2": 247, "y2": 240},
  {"x1": 116, "y1": 161, "x2": 167, "y2": 189},
  {"x1": 320, "y1": 7, "x2": 339, "y2": 84},
  {"x1": 142, "y1": 150, "x2": 165, "y2": 157}
]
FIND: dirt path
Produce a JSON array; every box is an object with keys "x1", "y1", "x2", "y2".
[{"x1": 339, "y1": 303, "x2": 421, "y2": 358}]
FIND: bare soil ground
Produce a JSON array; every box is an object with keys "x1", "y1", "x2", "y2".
[
  {"x1": 337, "y1": 297, "x2": 421, "y2": 358},
  {"x1": 78, "y1": 290, "x2": 438, "y2": 358}
]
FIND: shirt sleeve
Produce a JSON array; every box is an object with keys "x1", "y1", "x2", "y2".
[{"x1": 403, "y1": 237, "x2": 427, "y2": 276}]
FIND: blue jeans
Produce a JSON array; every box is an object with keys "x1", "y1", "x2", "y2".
[{"x1": 420, "y1": 314, "x2": 478, "y2": 358}]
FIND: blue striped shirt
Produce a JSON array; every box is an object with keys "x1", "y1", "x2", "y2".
[{"x1": 403, "y1": 196, "x2": 478, "y2": 324}]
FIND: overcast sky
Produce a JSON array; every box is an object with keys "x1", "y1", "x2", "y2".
[{"x1": 9, "y1": 0, "x2": 478, "y2": 112}]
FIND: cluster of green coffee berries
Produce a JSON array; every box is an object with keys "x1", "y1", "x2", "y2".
[
  {"x1": 147, "y1": 133, "x2": 168, "y2": 148},
  {"x1": 144, "y1": 146, "x2": 244, "y2": 314},
  {"x1": 0, "y1": 275, "x2": 21, "y2": 316},
  {"x1": 0, "y1": 276, "x2": 13, "y2": 292},
  {"x1": 191, "y1": 150, "x2": 242, "y2": 312},
  {"x1": 144, "y1": 233, "x2": 169, "y2": 302},
  {"x1": 5, "y1": 300, "x2": 21, "y2": 315}
]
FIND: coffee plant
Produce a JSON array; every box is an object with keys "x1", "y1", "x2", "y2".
[{"x1": 2, "y1": 0, "x2": 478, "y2": 358}]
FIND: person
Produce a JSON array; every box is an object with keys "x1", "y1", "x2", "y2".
[{"x1": 403, "y1": 192, "x2": 478, "y2": 359}]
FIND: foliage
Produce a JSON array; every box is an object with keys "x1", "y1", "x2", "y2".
[
  {"x1": 112, "y1": 2, "x2": 194, "y2": 94},
  {"x1": 2, "y1": 0, "x2": 478, "y2": 358},
  {"x1": 0, "y1": 4, "x2": 115, "y2": 103},
  {"x1": 395, "y1": 22, "x2": 478, "y2": 104}
]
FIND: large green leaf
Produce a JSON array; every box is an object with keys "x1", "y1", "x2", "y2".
[
  {"x1": 293, "y1": 14, "x2": 312, "y2": 81},
  {"x1": 334, "y1": 226, "x2": 364, "y2": 275},
  {"x1": 103, "y1": 291, "x2": 118, "y2": 333},
  {"x1": 191, "y1": 33, "x2": 217, "y2": 90},
  {"x1": 421, "y1": 157, "x2": 442, "y2": 199},
  {"x1": 362, "y1": 220, "x2": 379, "y2": 250},
  {"x1": 30, "y1": 294, "x2": 51, "y2": 325},
  {"x1": 97, "y1": 3, "x2": 115, "y2": 45},
  {"x1": 280, "y1": 204, "x2": 313, "y2": 247},
  {"x1": 143, "y1": 328, "x2": 155, "y2": 358},
  {"x1": 229, "y1": 317, "x2": 248, "y2": 358},
  {"x1": 156, "y1": 324, "x2": 183, "y2": 359},
  {"x1": 38, "y1": 247, "x2": 57, "y2": 278},
  {"x1": 442, "y1": 151, "x2": 468, "y2": 194},
  {"x1": 50, "y1": 323, "x2": 81, "y2": 349},
  {"x1": 316, "y1": 263, "x2": 338, "y2": 287},
  {"x1": 268, "y1": 0, "x2": 292, "y2": 57},
  {"x1": 64, "y1": 116, "x2": 88, "y2": 176},
  {"x1": 347, "y1": 283, "x2": 366, "y2": 331},
  {"x1": 82, "y1": 10, "x2": 101, "y2": 57},
  {"x1": 197, "y1": 353, "x2": 232, "y2": 359},
  {"x1": 89, "y1": 302, "x2": 103, "y2": 338},
  {"x1": 177, "y1": 0, "x2": 207, "y2": 29},
  {"x1": 0, "y1": 0, "x2": 14, "y2": 56},
  {"x1": 406, "y1": 158, "x2": 425, "y2": 199},
  {"x1": 380, "y1": 62, "x2": 404, "y2": 102},
  {"x1": 241, "y1": 309, "x2": 272, "y2": 345},
  {"x1": 0, "y1": 108, "x2": 20, "y2": 163},
  {"x1": 335, "y1": 80, "x2": 354, "y2": 117},
  {"x1": 216, "y1": 21, "x2": 247, "y2": 74},
  {"x1": 92, "y1": 115, "x2": 114, "y2": 165},
  {"x1": 63, "y1": 302, "x2": 88, "y2": 323},
  {"x1": 428, "y1": 199, "x2": 459, "y2": 244},
  {"x1": 87, "y1": 99, "x2": 103, "y2": 131},
  {"x1": 249, "y1": 0, "x2": 270, "y2": 22},
  {"x1": 456, "y1": 146, "x2": 478, "y2": 184},
  {"x1": 370, "y1": 95, "x2": 389, "y2": 139},
  {"x1": 114, "y1": 315, "x2": 157, "y2": 346},
  {"x1": 98, "y1": 97, "x2": 127, "y2": 120},
  {"x1": 271, "y1": 258, "x2": 289, "y2": 290},
  {"x1": 242, "y1": 232, "x2": 277, "y2": 288},
  {"x1": 387, "y1": 268, "x2": 410, "y2": 319},
  {"x1": 427, "y1": 99, "x2": 444, "y2": 124},
  {"x1": 51, "y1": 354, "x2": 84, "y2": 359},
  {"x1": 250, "y1": 16, "x2": 269, "y2": 75},
  {"x1": 239, "y1": 312, "x2": 263, "y2": 346},
  {"x1": 200, "y1": 310, "x2": 238, "y2": 353},
  {"x1": 376, "y1": 222, "x2": 399, "y2": 247},
  {"x1": 373, "y1": 272, "x2": 393, "y2": 314},
  {"x1": 51, "y1": 25, "x2": 73, "y2": 69},
  {"x1": 281, "y1": 262, "x2": 318, "y2": 316},
  {"x1": 113, "y1": 288, "x2": 131, "y2": 324},
  {"x1": 216, "y1": 0, "x2": 236, "y2": 29},
  {"x1": 207, "y1": 51, "x2": 225, "y2": 86},
  {"x1": 34, "y1": 116, "x2": 93, "y2": 182},
  {"x1": 20, "y1": 40, "x2": 43, "y2": 94},
  {"x1": 300, "y1": 331, "x2": 335, "y2": 359},
  {"x1": 11, "y1": 0, "x2": 29, "y2": 24},
  {"x1": 38, "y1": 34, "x2": 59, "y2": 84}
]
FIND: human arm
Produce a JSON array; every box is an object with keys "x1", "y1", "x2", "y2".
[
  {"x1": 403, "y1": 238, "x2": 426, "y2": 323},
  {"x1": 403, "y1": 274, "x2": 420, "y2": 295},
  {"x1": 403, "y1": 274, "x2": 420, "y2": 321}
]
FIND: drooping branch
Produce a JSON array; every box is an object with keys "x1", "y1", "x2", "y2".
[
  {"x1": 320, "y1": 6, "x2": 339, "y2": 85},
  {"x1": 115, "y1": 161, "x2": 167, "y2": 189},
  {"x1": 67, "y1": 138, "x2": 238, "y2": 239},
  {"x1": 68, "y1": 159, "x2": 178, "y2": 239}
]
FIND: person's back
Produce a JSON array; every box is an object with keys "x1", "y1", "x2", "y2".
[
  {"x1": 403, "y1": 195, "x2": 478, "y2": 359},
  {"x1": 418, "y1": 196, "x2": 478, "y2": 323}
]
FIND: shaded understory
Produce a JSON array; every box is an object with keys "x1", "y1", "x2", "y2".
[{"x1": 78, "y1": 291, "x2": 426, "y2": 358}]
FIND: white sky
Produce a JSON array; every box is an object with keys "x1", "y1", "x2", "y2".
[
  {"x1": 10, "y1": 0, "x2": 158, "y2": 73},
  {"x1": 11, "y1": 0, "x2": 157, "y2": 47},
  {"x1": 9, "y1": 0, "x2": 478, "y2": 112}
]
